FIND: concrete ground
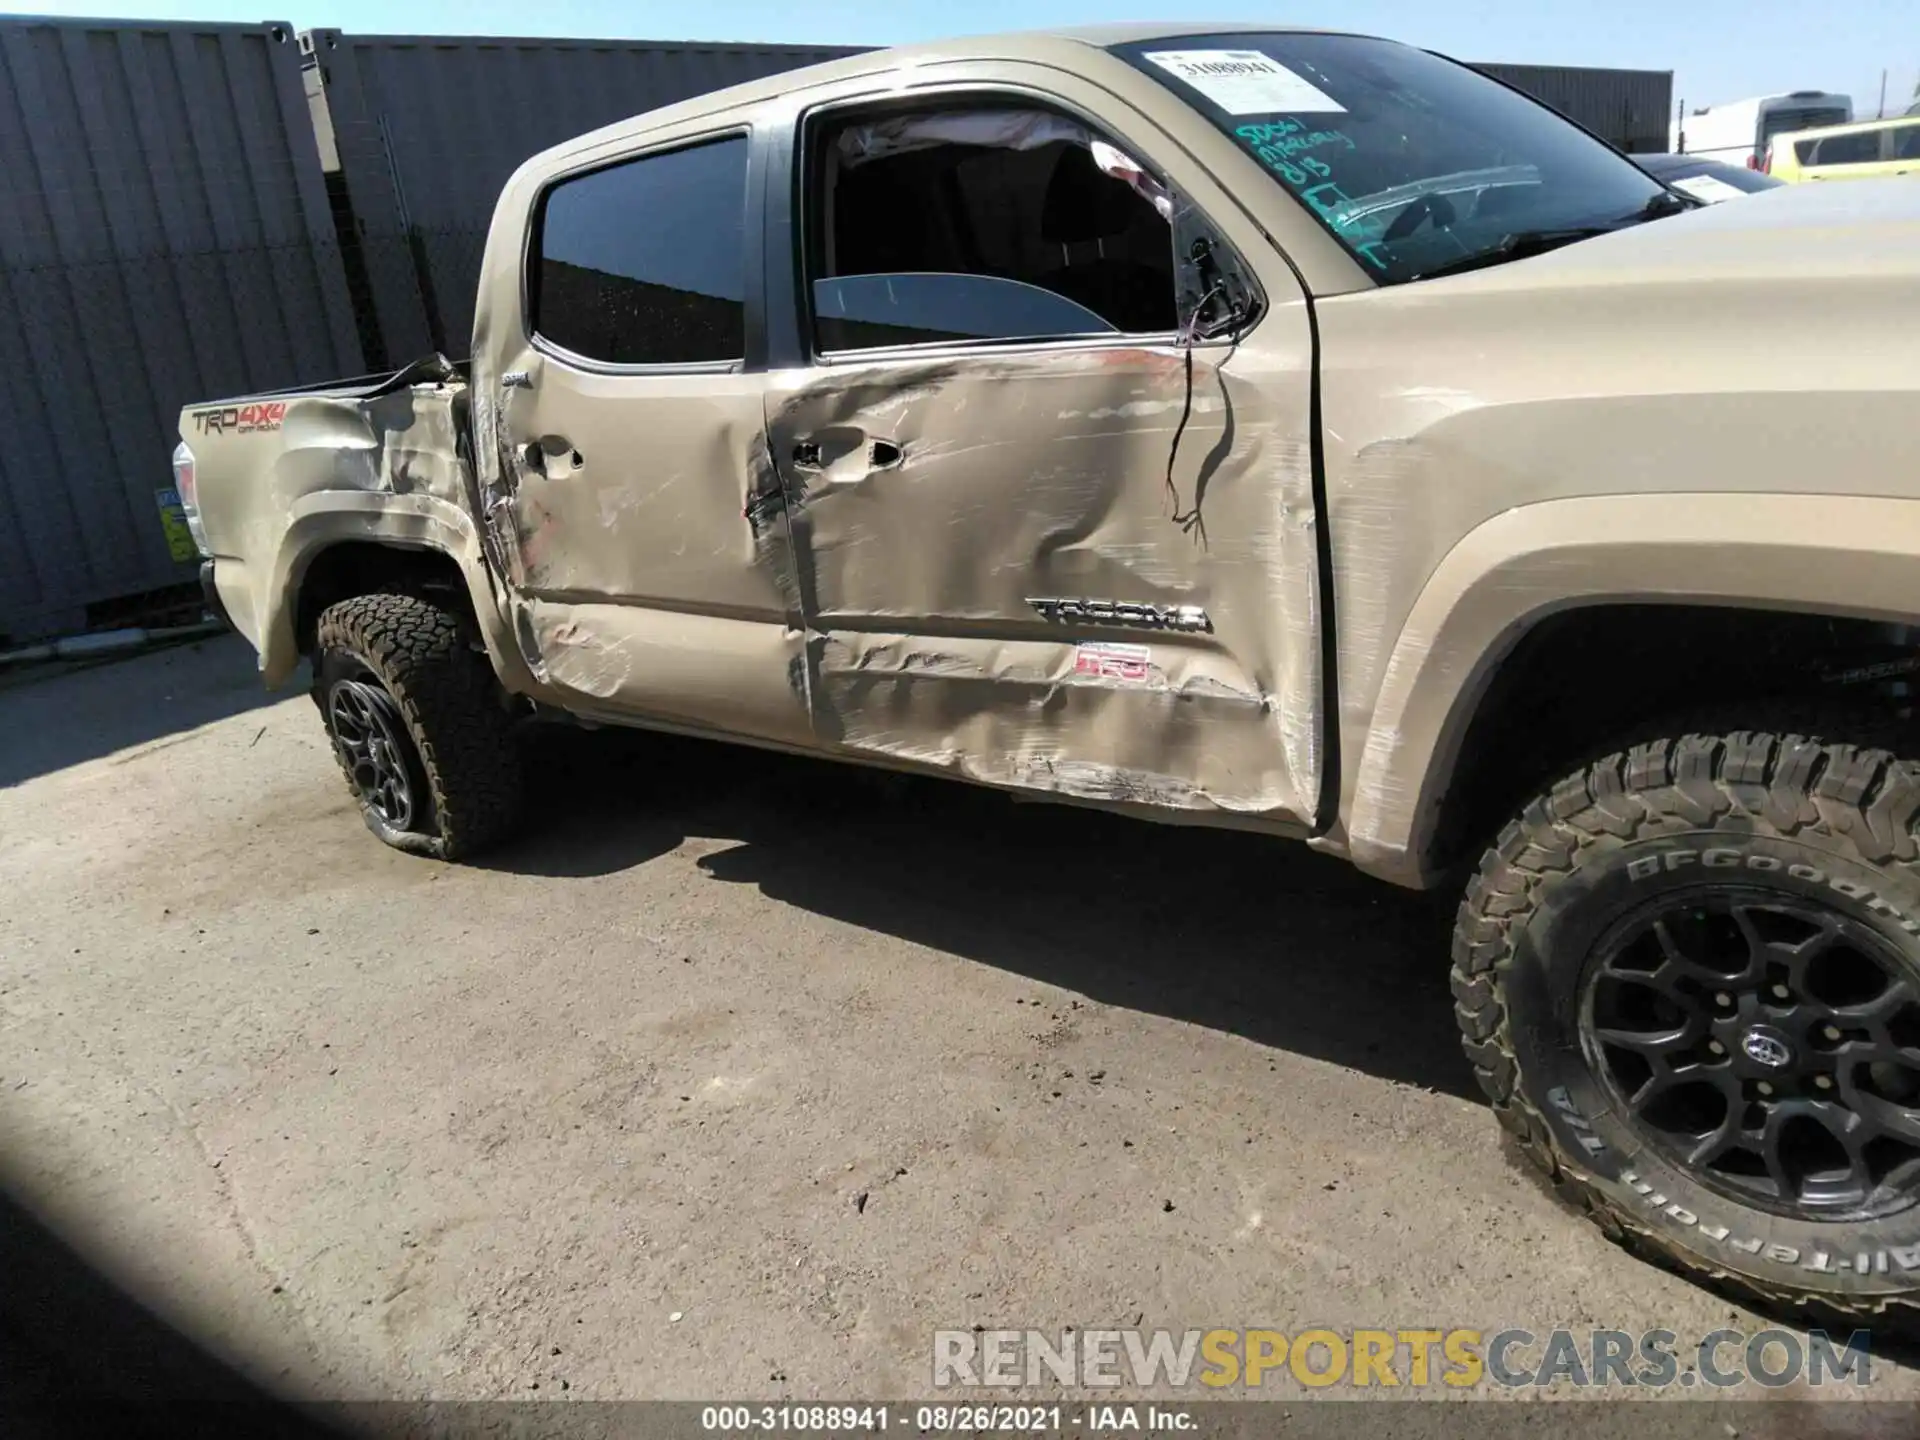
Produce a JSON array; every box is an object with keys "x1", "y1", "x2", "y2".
[{"x1": 2, "y1": 636, "x2": 1917, "y2": 1428}]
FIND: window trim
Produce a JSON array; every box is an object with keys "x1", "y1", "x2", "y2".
[
  {"x1": 789, "y1": 81, "x2": 1263, "y2": 366},
  {"x1": 522, "y1": 126, "x2": 756, "y2": 376}
]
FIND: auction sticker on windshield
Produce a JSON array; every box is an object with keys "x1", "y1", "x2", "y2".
[
  {"x1": 1142, "y1": 50, "x2": 1346, "y2": 115},
  {"x1": 1669, "y1": 174, "x2": 1745, "y2": 204}
]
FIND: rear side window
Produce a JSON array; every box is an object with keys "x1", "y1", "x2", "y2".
[
  {"x1": 532, "y1": 137, "x2": 748, "y2": 366},
  {"x1": 1895, "y1": 124, "x2": 1920, "y2": 161},
  {"x1": 1806, "y1": 130, "x2": 1883, "y2": 167}
]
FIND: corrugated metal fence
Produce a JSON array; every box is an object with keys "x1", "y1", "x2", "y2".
[
  {"x1": 0, "y1": 15, "x2": 364, "y2": 640},
  {"x1": 1476, "y1": 62, "x2": 1674, "y2": 153},
  {"x1": 302, "y1": 31, "x2": 864, "y2": 369}
]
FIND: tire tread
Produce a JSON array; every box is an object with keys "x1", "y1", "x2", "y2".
[
  {"x1": 1451, "y1": 726, "x2": 1920, "y2": 1323},
  {"x1": 315, "y1": 592, "x2": 523, "y2": 860}
]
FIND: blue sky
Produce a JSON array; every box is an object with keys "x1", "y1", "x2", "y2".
[{"x1": 17, "y1": 0, "x2": 1920, "y2": 121}]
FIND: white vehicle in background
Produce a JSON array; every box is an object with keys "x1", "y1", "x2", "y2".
[
  {"x1": 1635, "y1": 152, "x2": 1786, "y2": 202},
  {"x1": 1673, "y1": 90, "x2": 1852, "y2": 169}
]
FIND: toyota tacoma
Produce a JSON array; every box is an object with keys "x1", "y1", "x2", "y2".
[{"x1": 177, "y1": 25, "x2": 1920, "y2": 1318}]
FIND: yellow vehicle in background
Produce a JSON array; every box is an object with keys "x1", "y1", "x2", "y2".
[{"x1": 1766, "y1": 113, "x2": 1920, "y2": 181}]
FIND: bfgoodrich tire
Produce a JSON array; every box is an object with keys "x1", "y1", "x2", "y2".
[
  {"x1": 1454, "y1": 729, "x2": 1920, "y2": 1321},
  {"x1": 313, "y1": 592, "x2": 523, "y2": 860}
]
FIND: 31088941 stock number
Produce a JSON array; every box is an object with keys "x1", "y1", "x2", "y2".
[
  {"x1": 700, "y1": 1406, "x2": 1066, "y2": 1432},
  {"x1": 702, "y1": 1407, "x2": 888, "y2": 1431}
]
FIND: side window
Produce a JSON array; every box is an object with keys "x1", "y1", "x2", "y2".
[
  {"x1": 1810, "y1": 131, "x2": 1882, "y2": 167},
  {"x1": 532, "y1": 136, "x2": 748, "y2": 366},
  {"x1": 1894, "y1": 125, "x2": 1920, "y2": 161},
  {"x1": 806, "y1": 105, "x2": 1178, "y2": 353}
]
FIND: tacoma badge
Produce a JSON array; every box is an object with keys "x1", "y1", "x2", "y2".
[{"x1": 1027, "y1": 597, "x2": 1213, "y2": 632}]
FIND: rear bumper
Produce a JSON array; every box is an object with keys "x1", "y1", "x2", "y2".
[{"x1": 199, "y1": 560, "x2": 233, "y2": 631}]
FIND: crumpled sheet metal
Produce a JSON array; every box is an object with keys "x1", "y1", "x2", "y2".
[
  {"x1": 522, "y1": 597, "x2": 815, "y2": 746},
  {"x1": 245, "y1": 382, "x2": 498, "y2": 684},
  {"x1": 815, "y1": 630, "x2": 1292, "y2": 815},
  {"x1": 264, "y1": 384, "x2": 471, "y2": 539},
  {"x1": 771, "y1": 334, "x2": 1322, "y2": 823},
  {"x1": 471, "y1": 349, "x2": 813, "y2": 740},
  {"x1": 462, "y1": 145, "x2": 1322, "y2": 826}
]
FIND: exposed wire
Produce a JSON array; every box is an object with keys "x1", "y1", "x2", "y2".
[{"x1": 1165, "y1": 279, "x2": 1243, "y2": 540}]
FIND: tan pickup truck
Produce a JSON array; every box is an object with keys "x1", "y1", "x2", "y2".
[{"x1": 177, "y1": 24, "x2": 1920, "y2": 1318}]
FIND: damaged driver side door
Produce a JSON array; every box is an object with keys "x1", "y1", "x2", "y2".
[{"x1": 764, "y1": 76, "x2": 1325, "y2": 826}]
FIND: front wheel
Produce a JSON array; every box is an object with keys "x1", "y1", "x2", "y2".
[
  {"x1": 1454, "y1": 728, "x2": 1920, "y2": 1320},
  {"x1": 314, "y1": 592, "x2": 524, "y2": 859}
]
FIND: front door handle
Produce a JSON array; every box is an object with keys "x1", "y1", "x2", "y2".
[{"x1": 787, "y1": 436, "x2": 900, "y2": 474}]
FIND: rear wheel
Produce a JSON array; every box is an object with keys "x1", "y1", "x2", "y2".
[
  {"x1": 314, "y1": 592, "x2": 523, "y2": 859},
  {"x1": 1454, "y1": 728, "x2": 1920, "y2": 1320}
]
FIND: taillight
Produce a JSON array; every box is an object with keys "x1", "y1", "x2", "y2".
[
  {"x1": 171, "y1": 441, "x2": 210, "y2": 556},
  {"x1": 1748, "y1": 151, "x2": 1763, "y2": 170},
  {"x1": 1762, "y1": 147, "x2": 1774, "y2": 174}
]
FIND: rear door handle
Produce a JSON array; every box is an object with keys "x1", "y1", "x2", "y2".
[{"x1": 523, "y1": 438, "x2": 583, "y2": 473}]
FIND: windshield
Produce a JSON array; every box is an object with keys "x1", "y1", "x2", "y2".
[{"x1": 1113, "y1": 33, "x2": 1671, "y2": 284}]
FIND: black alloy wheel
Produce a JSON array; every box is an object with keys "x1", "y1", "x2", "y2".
[
  {"x1": 311, "y1": 592, "x2": 523, "y2": 859},
  {"x1": 1453, "y1": 727, "x2": 1920, "y2": 1320},
  {"x1": 1583, "y1": 888, "x2": 1920, "y2": 1222},
  {"x1": 326, "y1": 673, "x2": 421, "y2": 832}
]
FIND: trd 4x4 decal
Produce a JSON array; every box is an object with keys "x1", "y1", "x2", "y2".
[{"x1": 191, "y1": 401, "x2": 287, "y2": 435}]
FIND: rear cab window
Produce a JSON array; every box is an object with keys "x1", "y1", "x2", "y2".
[{"x1": 531, "y1": 136, "x2": 749, "y2": 367}]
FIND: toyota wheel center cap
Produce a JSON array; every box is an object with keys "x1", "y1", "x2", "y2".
[{"x1": 1742, "y1": 1027, "x2": 1794, "y2": 1069}]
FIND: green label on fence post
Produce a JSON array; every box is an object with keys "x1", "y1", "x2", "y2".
[{"x1": 154, "y1": 487, "x2": 198, "y2": 564}]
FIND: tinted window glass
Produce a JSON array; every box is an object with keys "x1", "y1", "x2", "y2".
[
  {"x1": 1812, "y1": 130, "x2": 1883, "y2": 166},
  {"x1": 1761, "y1": 106, "x2": 1848, "y2": 143},
  {"x1": 807, "y1": 107, "x2": 1177, "y2": 352},
  {"x1": 814, "y1": 273, "x2": 1118, "y2": 350},
  {"x1": 1113, "y1": 33, "x2": 1669, "y2": 285},
  {"x1": 1894, "y1": 124, "x2": 1920, "y2": 160},
  {"x1": 533, "y1": 138, "x2": 747, "y2": 365}
]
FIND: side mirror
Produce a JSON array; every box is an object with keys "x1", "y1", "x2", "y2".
[{"x1": 1181, "y1": 234, "x2": 1258, "y2": 340}]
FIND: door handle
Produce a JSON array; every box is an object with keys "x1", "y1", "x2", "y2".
[
  {"x1": 788, "y1": 437, "x2": 899, "y2": 472},
  {"x1": 523, "y1": 438, "x2": 583, "y2": 473}
]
